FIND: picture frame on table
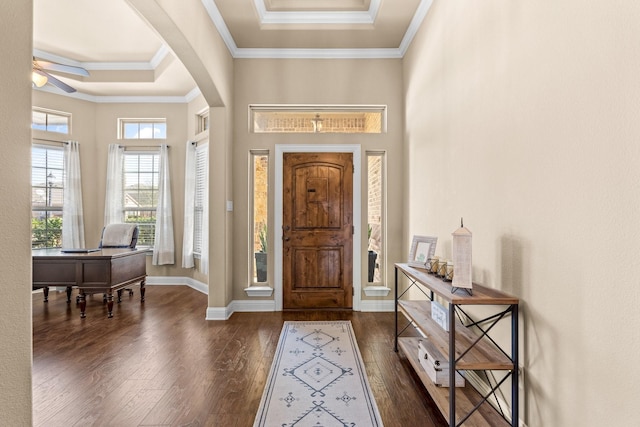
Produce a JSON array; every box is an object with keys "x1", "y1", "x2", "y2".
[{"x1": 408, "y1": 235, "x2": 437, "y2": 269}]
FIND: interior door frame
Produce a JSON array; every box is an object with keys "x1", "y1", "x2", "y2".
[{"x1": 275, "y1": 144, "x2": 362, "y2": 311}]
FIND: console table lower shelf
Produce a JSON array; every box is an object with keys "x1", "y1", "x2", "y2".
[{"x1": 397, "y1": 337, "x2": 509, "y2": 427}]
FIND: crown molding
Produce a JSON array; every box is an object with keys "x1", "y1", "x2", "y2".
[
  {"x1": 253, "y1": 0, "x2": 380, "y2": 25},
  {"x1": 33, "y1": 47, "x2": 168, "y2": 71},
  {"x1": 398, "y1": 0, "x2": 433, "y2": 55},
  {"x1": 33, "y1": 0, "x2": 433, "y2": 100},
  {"x1": 203, "y1": 0, "x2": 432, "y2": 59},
  {"x1": 233, "y1": 47, "x2": 403, "y2": 59},
  {"x1": 34, "y1": 84, "x2": 200, "y2": 104},
  {"x1": 201, "y1": 0, "x2": 238, "y2": 58},
  {"x1": 32, "y1": 47, "x2": 199, "y2": 103}
]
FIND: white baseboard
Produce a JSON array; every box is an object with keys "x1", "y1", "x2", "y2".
[
  {"x1": 146, "y1": 276, "x2": 208, "y2": 294},
  {"x1": 232, "y1": 299, "x2": 277, "y2": 312},
  {"x1": 205, "y1": 306, "x2": 233, "y2": 320},
  {"x1": 145, "y1": 276, "x2": 393, "y2": 318},
  {"x1": 360, "y1": 299, "x2": 395, "y2": 312}
]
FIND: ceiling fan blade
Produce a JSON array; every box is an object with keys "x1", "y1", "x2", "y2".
[
  {"x1": 34, "y1": 59, "x2": 89, "y2": 77},
  {"x1": 41, "y1": 71, "x2": 77, "y2": 93}
]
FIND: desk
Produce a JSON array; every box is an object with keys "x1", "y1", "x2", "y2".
[{"x1": 33, "y1": 248, "x2": 147, "y2": 318}]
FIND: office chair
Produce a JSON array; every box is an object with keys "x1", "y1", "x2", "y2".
[{"x1": 101, "y1": 223, "x2": 140, "y2": 302}]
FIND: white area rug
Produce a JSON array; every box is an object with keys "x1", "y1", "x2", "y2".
[{"x1": 254, "y1": 321, "x2": 384, "y2": 426}]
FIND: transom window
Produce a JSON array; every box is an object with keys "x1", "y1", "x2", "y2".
[
  {"x1": 118, "y1": 119, "x2": 167, "y2": 140},
  {"x1": 31, "y1": 145, "x2": 64, "y2": 248},
  {"x1": 249, "y1": 105, "x2": 386, "y2": 134},
  {"x1": 197, "y1": 110, "x2": 210, "y2": 134},
  {"x1": 123, "y1": 152, "x2": 159, "y2": 246},
  {"x1": 32, "y1": 108, "x2": 70, "y2": 134}
]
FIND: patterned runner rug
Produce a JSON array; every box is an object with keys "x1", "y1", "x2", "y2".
[{"x1": 253, "y1": 321, "x2": 384, "y2": 426}]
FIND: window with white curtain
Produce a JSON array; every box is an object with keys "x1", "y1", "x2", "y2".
[
  {"x1": 31, "y1": 145, "x2": 64, "y2": 248},
  {"x1": 123, "y1": 151, "x2": 159, "y2": 246},
  {"x1": 193, "y1": 144, "x2": 208, "y2": 255}
]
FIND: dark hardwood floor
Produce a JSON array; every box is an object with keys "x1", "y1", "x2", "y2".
[{"x1": 33, "y1": 285, "x2": 446, "y2": 427}]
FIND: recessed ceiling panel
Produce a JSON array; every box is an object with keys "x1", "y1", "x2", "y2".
[
  {"x1": 34, "y1": 0, "x2": 160, "y2": 62},
  {"x1": 215, "y1": 0, "x2": 421, "y2": 49},
  {"x1": 264, "y1": 0, "x2": 371, "y2": 11}
]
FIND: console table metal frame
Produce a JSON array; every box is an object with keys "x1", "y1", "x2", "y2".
[{"x1": 394, "y1": 263, "x2": 519, "y2": 427}]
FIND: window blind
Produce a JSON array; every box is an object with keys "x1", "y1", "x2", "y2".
[{"x1": 193, "y1": 145, "x2": 208, "y2": 254}]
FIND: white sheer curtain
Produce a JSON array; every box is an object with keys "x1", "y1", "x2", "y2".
[
  {"x1": 182, "y1": 142, "x2": 196, "y2": 268},
  {"x1": 200, "y1": 146, "x2": 209, "y2": 275},
  {"x1": 104, "y1": 144, "x2": 124, "y2": 225},
  {"x1": 62, "y1": 141, "x2": 85, "y2": 248},
  {"x1": 153, "y1": 144, "x2": 175, "y2": 265}
]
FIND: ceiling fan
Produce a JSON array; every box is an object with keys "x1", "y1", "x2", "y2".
[{"x1": 32, "y1": 58, "x2": 89, "y2": 93}]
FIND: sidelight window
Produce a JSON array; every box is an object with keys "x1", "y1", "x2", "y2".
[
  {"x1": 250, "y1": 150, "x2": 269, "y2": 284},
  {"x1": 367, "y1": 151, "x2": 386, "y2": 284}
]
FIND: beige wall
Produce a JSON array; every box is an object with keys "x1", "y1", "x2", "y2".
[
  {"x1": 0, "y1": 1, "x2": 33, "y2": 424},
  {"x1": 232, "y1": 58, "x2": 404, "y2": 301},
  {"x1": 129, "y1": 0, "x2": 235, "y2": 307},
  {"x1": 403, "y1": 1, "x2": 640, "y2": 425}
]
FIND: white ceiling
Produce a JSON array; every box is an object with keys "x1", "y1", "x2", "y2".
[{"x1": 33, "y1": 0, "x2": 431, "y2": 101}]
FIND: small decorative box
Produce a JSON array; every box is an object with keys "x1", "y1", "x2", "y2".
[{"x1": 418, "y1": 340, "x2": 465, "y2": 388}]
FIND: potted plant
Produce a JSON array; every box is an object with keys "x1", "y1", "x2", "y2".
[
  {"x1": 255, "y1": 224, "x2": 268, "y2": 282},
  {"x1": 368, "y1": 224, "x2": 377, "y2": 282}
]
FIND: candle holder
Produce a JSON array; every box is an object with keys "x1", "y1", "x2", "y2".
[
  {"x1": 428, "y1": 256, "x2": 440, "y2": 274},
  {"x1": 437, "y1": 259, "x2": 448, "y2": 278},
  {"x1": 444, "y1": 262, "x2": 454, "y2": 282}
]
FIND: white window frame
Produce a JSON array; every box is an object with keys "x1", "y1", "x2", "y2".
[
  {"x1": 249, "y1": 150, "x2": 269, "y2": 286},
  {"x1": 32, "y1": 107, "x2": 71, "y2": 135},
  {"x1": 248, "y1": 104, "x2": 387, "y2": 134},
  {"x1": 122, "y1": 150, "x2": 160, "y2": 247},
  {"x1": 31, "y1": 144, "x2": 65, "y2": 248},
  {"x1": 366, "y1": 150, "x2": 387, "y2": 288},
  {"x1": 245, "y1": 150, "x2": 273, "y2": 297},
  {"x1": 193, "y1": 144, "x2": 208, "y2": 256},
  {"x1": 118, "y1": 118, "x2": 167, "y2": 140},
  {"x1": 197, "y1": 110, "x2": 210, "y2": 135}
]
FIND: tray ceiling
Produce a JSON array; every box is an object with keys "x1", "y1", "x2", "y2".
[{"x1": 32, "y1": 0, "x2": 432, "y2": 100}]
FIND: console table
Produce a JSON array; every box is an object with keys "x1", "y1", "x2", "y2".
[
  {"x1": 394, "y1": 263, "x2": 519, "y2": 427},
  {"x1": 32, "y1": 248, "x2": 147, "y2": 318}
]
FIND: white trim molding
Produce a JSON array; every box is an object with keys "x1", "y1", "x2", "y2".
[
  {"x1": 143, "y1": 277, "x2": 393, "y2": 319},
  {"x1": 202, "y1": 0, "x2": 434, "y2": 59},
  {"x1": 146, "y1": 276, "x2": 208, "y2": 294},
  {"x1": 253, "y1": 0, "x2": 381, "y2": 25},
  {"x1": 360, "y1": 298, "x2": 394, "y2": 312}
]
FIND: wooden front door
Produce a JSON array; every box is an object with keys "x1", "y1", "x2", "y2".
[{"x1": 282, "y1": 152, "x2": 353, "y2": 309}]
